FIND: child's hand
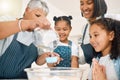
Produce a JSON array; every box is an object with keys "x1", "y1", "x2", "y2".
[{"x1": 92, "y1": 58, "x2": 106, "y2": 80}]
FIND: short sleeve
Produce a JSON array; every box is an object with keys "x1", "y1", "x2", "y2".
[
  {"x1": 78, "y1": 45, "x2": 86, "y2": 64},
  {"x1": 71, "y1": 42, "x2": 79, "y2": 57}
]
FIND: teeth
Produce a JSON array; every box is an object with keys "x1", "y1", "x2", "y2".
[{"x1": 83, "y1": 11, "x2": 89, "y2": 15}]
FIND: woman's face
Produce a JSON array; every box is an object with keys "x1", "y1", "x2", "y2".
[
  {"x1": 54, "y1": 21, "x2": 71, "y2": 43},
  {"x1": 89, "y1": 24, "x2": 114, "y2": 56},
  {"x1": 80, "y1": 0, "x2": 94, "y2": 19}
]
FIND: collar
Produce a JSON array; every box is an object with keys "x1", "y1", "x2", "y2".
[{"x1": 16, "y1": 31, "x2": 34, "y2": 46}]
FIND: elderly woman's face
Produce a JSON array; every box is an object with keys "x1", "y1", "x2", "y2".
[
  {"x1": 80, "y1": 0, "x2": 94, "y2": 19},
  {"x1": 24, "y1": 7, "x2": 46, "y2": 20}
]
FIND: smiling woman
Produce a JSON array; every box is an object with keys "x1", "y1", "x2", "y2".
[{"x1": 0, "y1": 0, "x2": 22, "y2": 17}]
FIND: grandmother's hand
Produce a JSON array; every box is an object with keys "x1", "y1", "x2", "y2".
[
  {"x1": 19, "y1": 17, "x2": 50, "y2": 31},
  {"x1": 47, "y1": 52, "x2": 63, "y2": 67}
]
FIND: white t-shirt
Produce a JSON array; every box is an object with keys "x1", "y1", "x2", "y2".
[
  {"x1": 81, "y1": 23, "x2": 90, "y2": 44},
  {"x1": 88, "y1": 54, "x2": 118, "y2": 80}
]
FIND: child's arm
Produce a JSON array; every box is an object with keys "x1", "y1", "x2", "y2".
[{"x1": 71, "y1": 55, "x2": 79, "y2": 68}]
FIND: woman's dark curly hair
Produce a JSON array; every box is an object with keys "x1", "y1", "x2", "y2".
[
  {"x1": 53, "y1": 16, "x2": 72, "y2": 27},
  {"x1": 91, "y1": 18, "x2": 120, "y2": 59}
]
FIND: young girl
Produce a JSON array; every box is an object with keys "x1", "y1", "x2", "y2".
[
  {"x1": 48, "y1": 16, "x2": 79, "y2": 68},
  {"x1": 88, "y1": 18, "x2": 120, "y2": 80}
]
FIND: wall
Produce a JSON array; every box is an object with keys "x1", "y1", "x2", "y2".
[
  {"x1": 0, "y1": 0, "x2": 22, "y2": 18},
  {"x1": 21, "y1": 0, "x2": 120, "y2": 44}
]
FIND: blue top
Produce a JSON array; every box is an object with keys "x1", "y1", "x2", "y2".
[
  {"x1": 113, "y1": 57, "x2": 120, "y2": 80},
  {"x1": 54, "y1": 41, "x2": 72, "y2": 67}
]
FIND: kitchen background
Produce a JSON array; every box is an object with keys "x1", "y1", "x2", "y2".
[{"x1": 0, "y1": 0, "x2": 120, "y2": 44}]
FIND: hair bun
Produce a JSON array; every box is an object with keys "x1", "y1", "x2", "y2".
[
  {"x1": 68, "y1": 16, "x2": 72, "y2": 20},
  {"x1": 53, "y1": 16, "x2": 57, "y2": 21}
]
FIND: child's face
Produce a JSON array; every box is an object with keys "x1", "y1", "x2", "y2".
[
  {"x1": 80, "y1": 0, "x2": 94, "y2": 19},
  {"x1": 54, "y1": 21, "x2": 71, "y2": 43},
  {"x1": 89, "y1": 24, "x2": 114, "y2": 56}
]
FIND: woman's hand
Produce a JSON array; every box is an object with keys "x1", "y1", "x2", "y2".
[
  {"x1": 21, "y1": 18, "x2": 51, "y2": 32},
  {"x1": 92, "y1": 58, "x2": 107, "y2": 80},
  {"x1": 47, "y1": 52, "x2": 63, "y2": 67},
  {"x1": 36, "y1": 52, "x2": 51, "y2": 65},
  {"x1": 36, "y1": 52, "x2": 63, "y2": 66}
]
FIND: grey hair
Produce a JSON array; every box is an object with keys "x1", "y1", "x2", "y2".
[{"x1": 27, "y1": 0, "x2": 49, "y2": 15}]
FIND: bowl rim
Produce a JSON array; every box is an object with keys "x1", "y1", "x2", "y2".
[{"x1": 24, "y1": 67, "x2": 83, "y2": 73}]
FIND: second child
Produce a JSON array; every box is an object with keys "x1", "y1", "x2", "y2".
[{"x1": 48, "y1": 16, "x2": 79, "y2": 68}]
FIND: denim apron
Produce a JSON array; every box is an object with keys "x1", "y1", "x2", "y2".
[
  {"x1": 0, "y1": 34, "x2": 38, "y2": 79},
  {"x1": 54, "y1": 41, "x2": 72, "y2": 67}
]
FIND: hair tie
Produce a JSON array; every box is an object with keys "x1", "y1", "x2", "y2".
[
  {"x1": 68, "y1": 16, "x2": 72, "y2": 20},
  {"x1": 53, "y1": 16, "x2": 58, "y2": 21}
]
